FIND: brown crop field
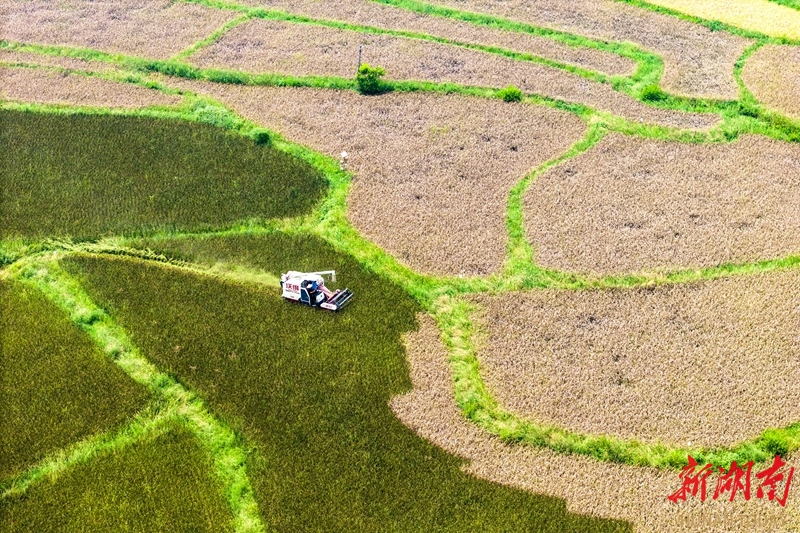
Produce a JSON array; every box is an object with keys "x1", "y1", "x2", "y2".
[
  {"x1": 423, "y1": 0, "x2": 752, "y2": 99},
  {"x1": 233, "y1": 0, "x2": 637, "y2": 76},
  {"x1": 390, "y1": 314, "x2": 794, "y2": 533},
  {"x1": 470, "y1": 269, "x2": 800, "y2": 448},
  {"x1": 0, "y1": 66, "x2": 182, "y2": 108},
  {"x1": 524, "y1": 133, "x2": 800, "y2": 275},
  {"x1": 742, "y1": 45, "x2": 800, "y2": 120},
  {"x1": 190, "y1": 19, "x2": 718, "y2": 130},
  {"x1": 0, "y1": 0, "x2": 237, "y2": 60},
  {"x1": 164, "y1": 79, "x2": 585, "y2": 276},
  {"x1": 191, "y1": 20, "x2": 719, "y2": 129}
]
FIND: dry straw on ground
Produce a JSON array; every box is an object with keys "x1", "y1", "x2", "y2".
[
  {"x1": 742, "y1": 45, "x2": 800, "y2": 121},
  {"x1": 422, "y1": 0, "x2": 752, "y2": 99},
  {"x1": 471, "y1": 269, "x2": 800, "y2": 449},
  {"x1": 0, "y1": 0, "x2": 237, "y2": 60},
  {"x1": 192, "y1": 18, "x2": 719, "y2": 130},
  {"x1": 524, "y1": 133, "x2": 800, "y2": 275},
  {"x1": 234, "y1": 0, "x2": 637, "y2": 76},
  {"x1": 161, "y1": 78, "x2": 586, "y2": 276},
  {"x1": 0, "y1": 66, "x2": 182, "y2": 109},
  {"x1": 390, "y1": 313, "x2": 798, "y2": 533}
]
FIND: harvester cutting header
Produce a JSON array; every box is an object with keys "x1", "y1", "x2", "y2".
[{"x1": 280, "y1": 270, "x2": 353, "y2": 311}]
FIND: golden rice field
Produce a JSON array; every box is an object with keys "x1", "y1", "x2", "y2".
[{"x1": 640, "y1": 0, "x2": 800, "y2": 40}]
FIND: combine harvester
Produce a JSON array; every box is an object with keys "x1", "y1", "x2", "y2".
[{"x1": 280, "y1": 270, "x2": 353, "y2": 311}]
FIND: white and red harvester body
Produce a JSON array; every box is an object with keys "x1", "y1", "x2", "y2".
[{"x1": 280, "y1": 270, "x2": 353, "y2": 311}]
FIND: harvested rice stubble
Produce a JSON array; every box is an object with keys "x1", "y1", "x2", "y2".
[
  {"x1": 741, "y1": 44, "x2": 800, "y2": 121},
  {"x1": 390, "y1": 313, "x2": 797, "y2": 533},
  {"x1": 0, "y1": 66, "x2": 182, "y2": 108},
  {"x1": 191, "y1": 18, "x2": 719, "y2": 130},
  {"x1": 0, "y1": 0, "x2": 238, "y2": 60},
  {"x1": 524, "y1": 133, "x2": 800, "y2": 275},
  {"x1": 234, "y1": 0, "x2": 638, "y2": 76},
  {"x1": 161, "y1": 78, "x2": 586, "y2": 276},
  {"x1": 422, "y1": 0, "x2": 752, "y2": 99},
  {"x1": 471, "y1": 268, "x2": 800, "y2": 449}
]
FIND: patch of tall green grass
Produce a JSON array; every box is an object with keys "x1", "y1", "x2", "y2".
[
  {"x1": 0, "y1": 425, "x2": 235, "y2": 532},
  {"x1": 0, "y1": 109, "x2": 325, "y2": 240},
  {"x1": 62, "y1": 238, "x2": 631, "y2": 533},
  {"x1": 0, "y1": 281, "x2": 148, "y2": 482}
]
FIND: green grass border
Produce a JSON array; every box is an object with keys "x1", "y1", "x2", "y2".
[
  {"x1": 433, "y1": 295, "x2": 800, "y2": 470},
  {"x1": 3, "y1": 43, "x2": 800, "y2": 475},
  {"x1": 6, "y1": 257, "x2": 265, "y2": 533}
]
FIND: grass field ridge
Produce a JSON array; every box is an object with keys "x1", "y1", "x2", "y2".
[
  {"x1": 3, "y1": 62, "x2": 800, "y2": 476},
  {"x1": 0, "y1": 403, "x2": 177, "y2": 499},
  {"x1": 432, "y1": 293, "x2": 800, "y2": 470},
  {"x1": 614, "y1": 0, "x2": 800, "y2": 44},
  {"x1": 170, "y1": 12, "x2": 255, "y2": 62},
  {"x1": 5, "y1": 37, "x2": 800, "y2": 144},
  {"x1": 178, "y1": 0, "x2": 622, "y2": 86},
  {"x1": 9, "y1": 257, "x2": 266, "y2": 533}
]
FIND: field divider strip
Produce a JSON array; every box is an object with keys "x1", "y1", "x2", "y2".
[
  {"x1": 10, "y1": 256, "x2": 267, "y2": 533},
  {"x1": 8, "y1": 38, "x2": 794, "y2": 144},
  {"x1": 170, "y1": 12, "x2": 254, "y2": 62},
  {"x1": 505, "y1": 122, "x2": 608, "y2": 284},
  {"x1": 179, "y1": 0, "x2": 614, "y2": 85},
  {"x1": 0, "y1": 403, "x2": 178, "y2": 499},
  {"x1": 431, "y1": 293, "x2": 800, "y2": 471},
  {"x1": 613, "y1": 0, "x2": 800, "y2": 44}
]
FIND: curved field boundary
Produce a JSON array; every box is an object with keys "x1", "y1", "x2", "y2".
[
  {"x1": 0, "y1": 39, "x2": 786, "y2": 144},
  {"x1": 614, "y1": 0, "x2": 800, "y2": 43},
  {"x1": 1, "y1": 403, "x2": 177, "y2": 499},
  {"x1": 632, "y1": 0, "x2": 800, "y2": 40},
  {"x1": 180, "y1": 0, "x2": 651, "y2": 86},
  {"x1": 432, "y1": 294, "x2": 800, "y2": 470},
  {"x1": 4, "y1": 64, "x2": 800, "y2": 479},
  {"x1": 5, "y1": 257, "x2": 265, "y2": 533}
]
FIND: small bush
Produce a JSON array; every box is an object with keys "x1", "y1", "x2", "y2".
[
  {"x1": 356, "y1": 63, "x2": 386, "y2": 95},
  {"x1": 498, "y1": 85, "x2": 523, "y2": 103},
  {"x1": 641, "y1": 84, "x2": 667, "y2": 102},
  {"x1": 761, "y1": 430, "x2": 791, "y2": 458},
  {"x1": 251, "y1": 128, "x2": 271, "y2": 146}
]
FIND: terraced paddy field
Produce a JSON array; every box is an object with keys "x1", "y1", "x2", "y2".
[
  {"x1": 2, "y1": 0, "x2": 800, "y2": 531},
  {"x1": 421, "y1": 0, "x2": 754, "y2": 98}
]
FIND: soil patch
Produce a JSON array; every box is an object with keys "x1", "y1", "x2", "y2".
[
  {"x1": 0, "y1": 66, "x2": 181, "y2": 108},
  {"x1": 0, "y1": 0, "x2": 237, "y2": 60},
  {"x1": 163, "y1": 80, "x2": 586, "y2": 276},
  {"x1": 390, "y1": 313, "x2": 798, "y2": 533},
  {"x1": 742, "y1": 44, "x2": 800, "y2": 120},
  {"x1": 191, "y1": 18, "x2": 718, "y2": 130},
  {"x1": 471, "y1": 269, "x2": 800, "y2": 449},
  {"x1": 422, "y1": 0, "x2": 752, "y2": 99},
  {"x1": 524, "y1": 133, "x2": 800, "y2": 275}
]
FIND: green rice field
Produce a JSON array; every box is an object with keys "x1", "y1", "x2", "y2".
[
  {"x1": 0, "y1": 280, "x2": 148, "y2": 481},
  {"x1": 0, "y1": 109, "x2": 325, "y2": 240},
  {"x1": 1, "y1": 426, "x2": 234, "y2": 532}
]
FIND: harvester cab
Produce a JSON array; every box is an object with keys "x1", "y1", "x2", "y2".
[{"x1": 280, "y1": 270, "x2": 353, "y2": 311}]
